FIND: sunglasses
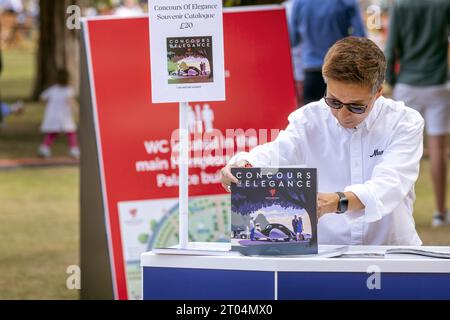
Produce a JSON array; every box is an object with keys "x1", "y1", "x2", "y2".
[{"x1": 324, "y1": 94, "x2": 369, "y2": 114}]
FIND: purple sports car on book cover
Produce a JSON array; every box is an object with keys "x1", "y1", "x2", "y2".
[{"x1": 231, "y1": 168, "x2": 318, "y2": 256}]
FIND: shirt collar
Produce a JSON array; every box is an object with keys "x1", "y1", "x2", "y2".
[{"x1": 361, "y1": 96, "x2": 383, "y2": 131}]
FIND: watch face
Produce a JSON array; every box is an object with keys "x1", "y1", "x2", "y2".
[
  {"x1": 340, "y1": 199, "x2": 348, "y2": 213},
  {"x1": 336, "y1": 192, "x2": 348, "y2": 213}
]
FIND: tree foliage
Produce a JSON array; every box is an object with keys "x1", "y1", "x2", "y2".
[{"x1": 33, "y1": 0, "x2": 80, "y2": 99}]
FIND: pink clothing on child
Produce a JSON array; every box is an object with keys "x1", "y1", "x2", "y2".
[{"x1": 43, "y1": 132, "x2": 78, "y2": 148}]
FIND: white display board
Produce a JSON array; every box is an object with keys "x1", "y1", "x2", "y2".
[{"x1": 148, "y1": 0, "x2": 226, "y2": 103}]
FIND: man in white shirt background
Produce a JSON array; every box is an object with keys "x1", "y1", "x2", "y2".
[{"x1": 221, "y1": 36, "x2": 424, "y2": 246}]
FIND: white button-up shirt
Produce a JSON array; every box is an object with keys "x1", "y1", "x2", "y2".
[{"x1": 231, "y1": 96, "x2": 424, "y2": 246}]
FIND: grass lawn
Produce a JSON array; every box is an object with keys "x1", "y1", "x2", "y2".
[
  {"x1": 413, "y1": 160, "x2": 450, "y2": 244},
  {"x1": 1, "y1": 47, "x2": 80, "y2": 299},
  {"x1": 0, "y1": 167, "x2": 79, "y2": 300},
  {"x1": 0, "y1": 47, "x2": 35, "y2": 102}
]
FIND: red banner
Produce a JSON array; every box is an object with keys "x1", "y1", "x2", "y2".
[{"x1": 84, "y1": 6, "x2": 296, "y2": 299}]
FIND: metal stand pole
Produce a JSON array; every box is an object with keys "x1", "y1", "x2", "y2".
[{"x1": 178, "y1": 102, "x2": 189, "y2": 248}]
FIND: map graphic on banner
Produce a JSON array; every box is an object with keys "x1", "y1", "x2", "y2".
[
  {"x1": 118, "y1": 195, "x2": 230, "y2": 299},
  {"x1": 83, "y1": 6, "x2": 297, "y2": 299}
]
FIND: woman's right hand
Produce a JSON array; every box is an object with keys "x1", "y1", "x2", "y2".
[{"x1": 220, "y1": 159, "x2": 251, "y2": 193}]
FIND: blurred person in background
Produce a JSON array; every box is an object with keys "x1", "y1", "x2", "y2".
[
  {"x1": 83, "y1": 6, "x2": 98, "y2": 17},
  {"x1": 0, "y1": 0, "x2": 34, "y2": 47},
  {"x1": 385, "y1": 0, "x2": 450, "y2": 227},
  {"x1": 0, "y1": 21, "x2": 24, "y2": 128},
  {"x1": 289, "y1": 0, "x2": 366, "y2": 105},
  {"x1": 38, "y1": 69, "x2": 80, "y2": 160},
  {"x1": 0, "y1": 100, "x2": 24, "y2": 127},
  {"x1": 25, "y1": 0, "x2": 38, "y2": 19},
  {"x1": 0, "y1": 0, "x2": 23, "y2": 13},
  {"x1": 284, "y1": 0, "x2": 304, "y2": 107},
  {"x1": 0, "y1": 20, "x2": 2, "y2": 74},
  {"x1": 114, "y1": 0, "x2": 143, "y2": 17}
]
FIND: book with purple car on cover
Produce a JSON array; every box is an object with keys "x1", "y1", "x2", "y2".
[{"x1": 231, "y1": 168, "x2": 318, "y2": 256}]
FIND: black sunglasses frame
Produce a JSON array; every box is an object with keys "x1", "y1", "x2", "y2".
[{"x1": 323, "y1": 94, "x2": 369, "y2": 115}]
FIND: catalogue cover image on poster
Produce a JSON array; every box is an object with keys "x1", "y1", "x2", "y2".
[
  {"x1": 231, "y1": 168, "x2": 318, "y2": 256},
  {"x1": 167, "y1": 36, "x2": 214, "y2": 84}
]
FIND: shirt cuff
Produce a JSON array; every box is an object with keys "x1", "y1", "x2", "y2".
[{"x1": 344, "y1": 184, "x2": 383, "y2": 223}]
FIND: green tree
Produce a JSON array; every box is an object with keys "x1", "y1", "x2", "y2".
[
  {"x1": 33, "y1": 0, "x2": 81, "y2": 100},
  {"x1": 32, "y1": 0, "x2": 115, "y2": 100}
]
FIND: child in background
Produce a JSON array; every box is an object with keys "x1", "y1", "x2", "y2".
[{"x1": 38, "y1": 69, "x2": 79, "y2": 159}]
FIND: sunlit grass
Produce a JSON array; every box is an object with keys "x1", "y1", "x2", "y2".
[
  {"x1": 0, "y1": 167, "x2": 79, "y2": 299},
  {"x1": 0, "y1": 48, "x2": 36, "y2": 102}
]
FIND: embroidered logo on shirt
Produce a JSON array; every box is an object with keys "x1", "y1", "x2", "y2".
[{"x1": 369, "y1": 149, "x2": 384, "y2": 158}]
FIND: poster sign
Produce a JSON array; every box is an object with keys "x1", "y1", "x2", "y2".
[
  {"x1": 82, "y1": 6, "x2": 296, "y2": 299},
  {"x1": 148, "y1": 0, "x2": 225, "y2": 103}
]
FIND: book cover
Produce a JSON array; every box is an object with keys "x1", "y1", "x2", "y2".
[
  {"x1": 231, "y1": 168, "x2": 318, "y2": 256},
  {"x1": 166, "y1": 36, "x2": 214, "y2": 84}
]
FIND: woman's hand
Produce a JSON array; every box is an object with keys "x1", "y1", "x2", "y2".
[
  {"x1": 220, "y1": 160, "x2": 251, "y2": 192},
  {"x1": 317, "y1": 192, "x2": 339, "y2": 218}
]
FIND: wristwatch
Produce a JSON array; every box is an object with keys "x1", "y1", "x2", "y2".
[{"x1": 335, "y1": 192, "x2": 348, "y2": 214}]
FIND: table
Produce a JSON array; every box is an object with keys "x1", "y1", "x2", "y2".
[{"x1": 141, "y1": 244, "x2": 450, "y2": 300}]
